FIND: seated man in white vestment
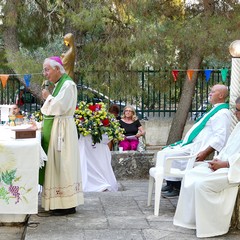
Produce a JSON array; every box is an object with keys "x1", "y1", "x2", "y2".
[
  {"x1": 173, "y1": 97, "x2": 240, "y2": 238},
  {"x1": 161, "y1": 84, "x2": 231, "y2": 197}
]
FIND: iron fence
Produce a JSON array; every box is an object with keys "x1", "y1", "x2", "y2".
[
  {"x1": 0, "y1": 76, "x2": 42, "y2": 115},
  {"x1": 0, "y1": 69, "x2": 230, "y2": 119},
  {"x1": 76, "y1": 68, "x2": 230, "y2": 119}
]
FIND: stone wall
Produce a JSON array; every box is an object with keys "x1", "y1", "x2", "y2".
[
  {"x1": 140, "y1": 119, "x2": 194, "y2": 146},
  {"x1": 110, "y1": 119, "x2": 194, "y2": 180},
  {"x1": 111, "y1": 151, "x2": 156, "y2": 179}
]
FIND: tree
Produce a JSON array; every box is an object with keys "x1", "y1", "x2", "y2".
[
  {"x1": 0, "y1": 0, "x2": 63, "y2": 100},
  {"x1": 0, "y1": 0, "x2": 186, "y2": 101},
  {"x1": 1, "y1": 0, "x2": 240, "y2": 124},
  {"x1": 166, "y1": 0, "x2": 240, "y2": 144}
]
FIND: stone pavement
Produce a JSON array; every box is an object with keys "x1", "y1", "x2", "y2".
[
  {"x1": 27, "y1": 180, "x2": 240, "y2": 239},
  {"x1": 2, "y1": 179, "x2": 240, "y2": 240}
]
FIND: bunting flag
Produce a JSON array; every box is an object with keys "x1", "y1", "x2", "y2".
[
  {"x1": 187, "y1": 69, "x2": 194, "y2": 81},
  {"x1": 0, "y1": 69, "x2": 231, "y2": 89},
  {"x1": 204, "y1": 69, "x2": 212, "y2": 82},
  {"x1": 172, "y1": 70, "x2": 179, "y2": 82},
  {"x1": 0, "y1": 74, "x2": 9, "y2": 88},
  {"x1": 24, "y1": 74, "x2": 32, "y2": 87},
  {"x1": 221, "y1": 68, "x2": 228, "y2": 82}
]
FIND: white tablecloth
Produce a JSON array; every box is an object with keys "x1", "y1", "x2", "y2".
[
  {"x1": 0, "y1": 104, "x2": 12, "y2": 122},
  {"x1": 0, "y1": 126, "x2": 45, "y2": 214},
  {"x1": 79, "y1": 134, "x2": 118, "y2": 192}
]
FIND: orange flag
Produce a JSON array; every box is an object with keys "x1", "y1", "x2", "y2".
[
  {"x1": 187, "y1": 69, "x2": 194, "y2": 81},
  {"x1": 0, "y1": 74, "x2": 9, "y2": 88}
]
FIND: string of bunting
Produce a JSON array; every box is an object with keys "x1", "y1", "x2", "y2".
[
  {"x1": 0, "y1": 68, "x2": 230, "y2": 88},
  {"x1": 0, "y1": 73, "x2": 42, "y2": 89},
  {"x1": 172, "y1": 68, "x2": 229, "y2": 82}
]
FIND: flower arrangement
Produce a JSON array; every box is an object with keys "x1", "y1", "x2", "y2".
[
  {"x1": 31, "y1": 110, "x2": 43, "y2": 122},
  {"x1": 74, "y1": 101, "x2": 125, "y2": 145}
]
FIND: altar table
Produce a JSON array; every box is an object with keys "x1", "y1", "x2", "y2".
[
  {"x1": 0, "y1": 126, "x2": 43, "y2": 222},
  {"x1": 0, "y1": 104, "x2": 12, "y2": 122}
]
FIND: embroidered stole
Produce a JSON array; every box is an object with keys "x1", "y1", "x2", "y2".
[
  {"x1": 181, "y1": 103, "x2": 229, "y2": 146},
  {"x1": 165, "y1": 103, "x2": 229, "y2": 149},
  {"x1": 39, "y1": 73, "x2": 73, "y2": 185}
]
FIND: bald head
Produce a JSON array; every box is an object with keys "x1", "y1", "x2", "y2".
[{"x1": 209, "y1": 84, "x2": 228, "y2": 105}]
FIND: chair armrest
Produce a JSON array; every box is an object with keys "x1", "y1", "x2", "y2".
[
  {"x1": 165, "y1": 153, "x2": 198, "y2": 162},
  {"x1": 165, "y1": 153, "x2": 198, "y2": 172}
]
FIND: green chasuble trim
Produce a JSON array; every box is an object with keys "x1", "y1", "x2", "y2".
[
  {"x1": 39, "y1": 73, "x2": 73, "y2": 185},
  {"x1": 163, "y1": 103, "x2": 229, "y2": 149},
  {"x1": 181, "y1": 103, "x2": 229, "y2": 146}
]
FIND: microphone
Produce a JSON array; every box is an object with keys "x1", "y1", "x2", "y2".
[{"x1": 42, "y1": 80, "x2": 50, "y2": 90}]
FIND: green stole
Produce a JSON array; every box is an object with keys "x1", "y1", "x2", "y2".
[
  {"x1": 181, "y1": 103, "x2": 229, "y2": 146},
  {"x1": 165, "y1": 103, "x2": 229, "y2": 149},
  {"x1": 39, "y1": 73, "x2": 72, "y2": 185}
]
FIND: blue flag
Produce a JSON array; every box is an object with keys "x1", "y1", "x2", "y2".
[{"x1": 204, "y1": 69, "x2": 212, "y2": 82}]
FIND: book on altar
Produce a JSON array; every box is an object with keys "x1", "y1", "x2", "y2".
[{"x1": 11, "y1": 127, "x2": 36, "y2": 139}]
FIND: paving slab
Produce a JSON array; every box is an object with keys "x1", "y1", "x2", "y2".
[
  {"x1": 0, "y1": 225, "x2": 26, "y2": 240},
  {"x1": 2, "y1": 180, "x2": 240, "y2": 240}
]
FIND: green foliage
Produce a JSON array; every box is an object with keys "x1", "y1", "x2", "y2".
[
  {"x1": 5, "y1": 35, "x2": 64, "y2": 84},
  {"x1": 6, "y1": 51, "x2": 42, "y2": 83},
  {"x1": 20, "y1": 35, "x2": 64, "y2": 60},
  {"x1": 2, "y1": 0, "x2": 240, "y2": 101},
  {"x1": 17, "y1": 1, "x2": 63, "y2": 49}
]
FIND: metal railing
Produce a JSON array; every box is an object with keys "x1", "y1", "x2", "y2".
[
  {"x1": 0, "y1": 76, "x2": 42, "y2": 115},
  {"x1": 76, "y1": 68, "x2": 230, "y2": 119},
  {"x1": 0, "y1": 69, "x2": 230, "y2": 119}
]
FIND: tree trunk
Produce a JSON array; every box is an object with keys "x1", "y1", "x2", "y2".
[
  {"x1": 2, "y1": 0, "x2": 19, "y2": 59},
  {"x1": 167, "y1": 53, "x2": 203, "y2": 145},
  {"x1": 166, "y1": 0, "x2": 215, "y2": 144}
]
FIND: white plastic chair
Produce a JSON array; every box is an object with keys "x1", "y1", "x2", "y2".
[{"x1": 147, "y1": 141, "x2": 202, "y2": 216}]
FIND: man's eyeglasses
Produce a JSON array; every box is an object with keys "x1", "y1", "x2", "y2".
[
  {"x1": 124, "y1": 110, "x2": 132, "y2": 112},
  {"x1": 235, "y1": 107, "x2": 240, "y2": 112},
  {"x1": 42, "y1": 68, "x2": 50, "y2": 74}
]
